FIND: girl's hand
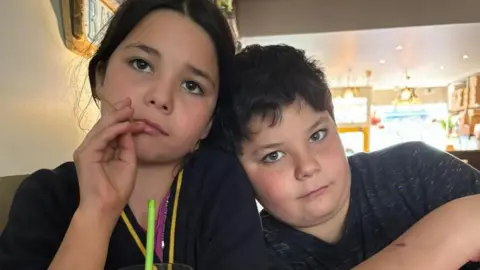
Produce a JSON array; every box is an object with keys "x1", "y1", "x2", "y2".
[{"x1": 73, "y1": 98, "x2": 145, "y2": 219}]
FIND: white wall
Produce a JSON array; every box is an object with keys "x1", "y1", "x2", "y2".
[{"x1": 0, "y1": 0, "x2": 98, "y2": 176}]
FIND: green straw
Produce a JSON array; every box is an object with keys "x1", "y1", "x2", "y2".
[{"x1": 145, "y1": 200, "x2": 156, "y2": 270}]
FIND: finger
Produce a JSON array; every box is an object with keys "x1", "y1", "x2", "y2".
[
  {"x1": 102, "y1": 146, "x2": 116, "y2": 162},
  {"x1": 108, "y1": 139, "x2": 119, "y2": 151},
  {"x1": 83, "y1": 122, "x2": 145, "y2": 162},
  {"x1": 84, "y1": 97, "x2": 132, "y2": 140},
  {"x1": 106, "y1": 121, "x2": 145, "y2": 154},
  {"x1": 112, "y1": 122, "x2": 145, "y2": 161},
  {"x1": 77, "y1": 121, "x2": 130, "y2": 163},
  {"x1": 101, "y1": 96, "x2": 132, "y2": 114},
  {"x1": 108, "y1": 97, "x2": 132, "y2": 114},
  {"x1": 117, "y1": 132, "x2": 136, "y2": 164},
  {"x1": 76, "y1": 120, "x2": 143, "y2": 162},
  {"x1": 117, "y1": 122, "x2": 145, "y2": 163},
  {"x1": 84, "y1": 106, "x2": 134, "y2": 144}
]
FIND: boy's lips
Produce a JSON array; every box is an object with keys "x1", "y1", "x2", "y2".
[{"x1": 298, "y1": 185, "x2": 329, "y2": 199}]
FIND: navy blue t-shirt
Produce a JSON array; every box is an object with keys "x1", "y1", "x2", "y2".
[{"x1": 263, "y1": 142, "x2": 480, "y2": 269}]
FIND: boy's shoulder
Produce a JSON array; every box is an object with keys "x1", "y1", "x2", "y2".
[
  {"x1": 349, "y1": 141, "x2": 480, "y2": 213},
  {"x1": 349, "y1": 141, "x2": 475, "y2": 181},
  {"x1": 348, "y1": 141, "x2": 452, "y2": 181},
  {"x1": 350, "y1": 141, "x2": 437, "y2": 165}
]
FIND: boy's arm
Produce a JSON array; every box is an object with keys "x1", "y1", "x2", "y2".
[{"x1": 354, "y1": 195, "x2": 480, "y2": 270}]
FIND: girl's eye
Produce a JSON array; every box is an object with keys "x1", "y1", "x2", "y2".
[
  {"x1": 181, "y1": 81, "x2": 204, "y2": 95},
  {"x1": 129, "y1": 59, "x2": 153, "y2": 73},
  {"x1": 262, "y1": 151, "x2": 285, "y2": 163},
  {"x1": 310, "y1": 129, "x2": 327, "y2": 143}
]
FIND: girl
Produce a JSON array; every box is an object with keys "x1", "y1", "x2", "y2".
[{"x1": 0, "y1": 0, "x2": 266, "y2": 269}]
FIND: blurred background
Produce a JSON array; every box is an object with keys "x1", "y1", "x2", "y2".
[{"x1": 2, "y1": 0, "x2": 480, "y2": 181}]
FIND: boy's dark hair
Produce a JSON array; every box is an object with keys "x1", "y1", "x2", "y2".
[{"x1": 205, "y1": 44, "x2": 334, "y2": 153}]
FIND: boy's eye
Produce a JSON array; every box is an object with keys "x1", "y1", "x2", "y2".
[
  {"x1": 262, "y1": 151, "x2": 285, "y2": 163},
  {"x1": 310, "y1": 129, "x2": 327, "y2": 142}
]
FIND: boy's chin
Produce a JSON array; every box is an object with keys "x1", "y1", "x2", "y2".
[
  {"x1": 297, "y1": 201, "x2": 340, "y2": 226},
  {"x1": 268, "y1": 204, "x2": 336, "y2": 229}
]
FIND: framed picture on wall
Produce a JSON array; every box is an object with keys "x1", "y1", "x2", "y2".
[{"x1": 61, "y1": 0, "x2": 123, "y2": 56}]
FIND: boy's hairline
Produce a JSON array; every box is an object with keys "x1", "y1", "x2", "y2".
[{"x1": 235, "y1": 103, "x2": 333, "y2": 154}]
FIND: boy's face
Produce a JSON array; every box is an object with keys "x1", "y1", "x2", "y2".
[{"x1": 239, "y1": 100, "x2": 351, "y2": 229}]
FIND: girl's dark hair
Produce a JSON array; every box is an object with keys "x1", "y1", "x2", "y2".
[{"x1": 88, "y1": 0, "x2": 235, "y2": 116}]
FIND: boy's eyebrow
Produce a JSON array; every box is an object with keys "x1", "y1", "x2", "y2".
[
  {"x1": 253, "y1": 142, "x2": 283, "y2": 156},
  {"x1": 251, "y1": 115, "x2": 330, "y2": 156},
  {"x1": 308, "y1": 116, "x2": 328, "y2": 131}
]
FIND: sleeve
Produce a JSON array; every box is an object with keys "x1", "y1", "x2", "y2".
[
  {"x1": 386, "y1": 142, "x2": 480, "y2": 211},
  {"x1": 196, "y1": 150, "x2": 268, "y2": 270},
  {"x1": 0, "y1": 169, "x2": 72, "y2": 270}
]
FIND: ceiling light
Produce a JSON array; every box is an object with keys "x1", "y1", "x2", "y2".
[
  {"x1": 440, "y1": 66, "x2": 445, "y2": 70},
  {"x1": 463, "y1": 54, "x2": 469, "y2": 60},
  {"x1": 400, "y1": 89, "x2": 412, "y2": 100},
  {"x1": 379, "y1": 60, "x2": 386, "y2": 64},
  {"x1": 343, "y1": 88, "x2": 356, "y2": 99},
  {"x1": 396, "y1": 45, "x2": 403, "y2": 50}
]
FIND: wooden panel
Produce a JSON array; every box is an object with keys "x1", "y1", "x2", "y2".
[
  {"x1": 448, "y1": 83, "x2": 467, "y2": 112},
  {"x1": 338, "y1": 126, "x2": 370, "y2": 152},
  {"x1": 60, "y1": 0, "x2": 119, "y2": 56},
  {"x1": 469, "y1": 75, "x2": 480, "y2": 106},
  {"x1": 60, "y1": 0, "x2": 238, "y2": 56},
  {"x1": 448, "y1": 150, "x2": 480, "y2": 171}
]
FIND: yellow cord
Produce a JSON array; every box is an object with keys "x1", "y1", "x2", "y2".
[
  {"x1": 121, "y1": 169, "x2": 184, "y2": 266},
  {"x1": 121, "y1": 211, "x2": 146, "y2": 255},
  {"x1": 168, "y1": 169, "x2": 183, "y2": 263}
]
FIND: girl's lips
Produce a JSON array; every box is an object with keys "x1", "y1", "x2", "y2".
[{"x1": 135, "y1": 119, "x2": 169, "y2": 136}]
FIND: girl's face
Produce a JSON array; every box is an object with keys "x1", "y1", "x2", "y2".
[{"x1": 96, "y1": 10, "x2": 219, "y2": 164}]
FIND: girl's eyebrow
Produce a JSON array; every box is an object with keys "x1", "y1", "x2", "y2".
[{"x1": 124, "y1": 42, "x2": 161, "y2": 58}]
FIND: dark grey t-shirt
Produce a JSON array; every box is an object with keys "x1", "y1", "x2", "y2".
[{"x1": 263, "y1": 142, "x2": 480, "y2": 269}]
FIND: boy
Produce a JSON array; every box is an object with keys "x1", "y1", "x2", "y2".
[{"x1": 208, "y1": 44, "x2": 480, "y2": 269}]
